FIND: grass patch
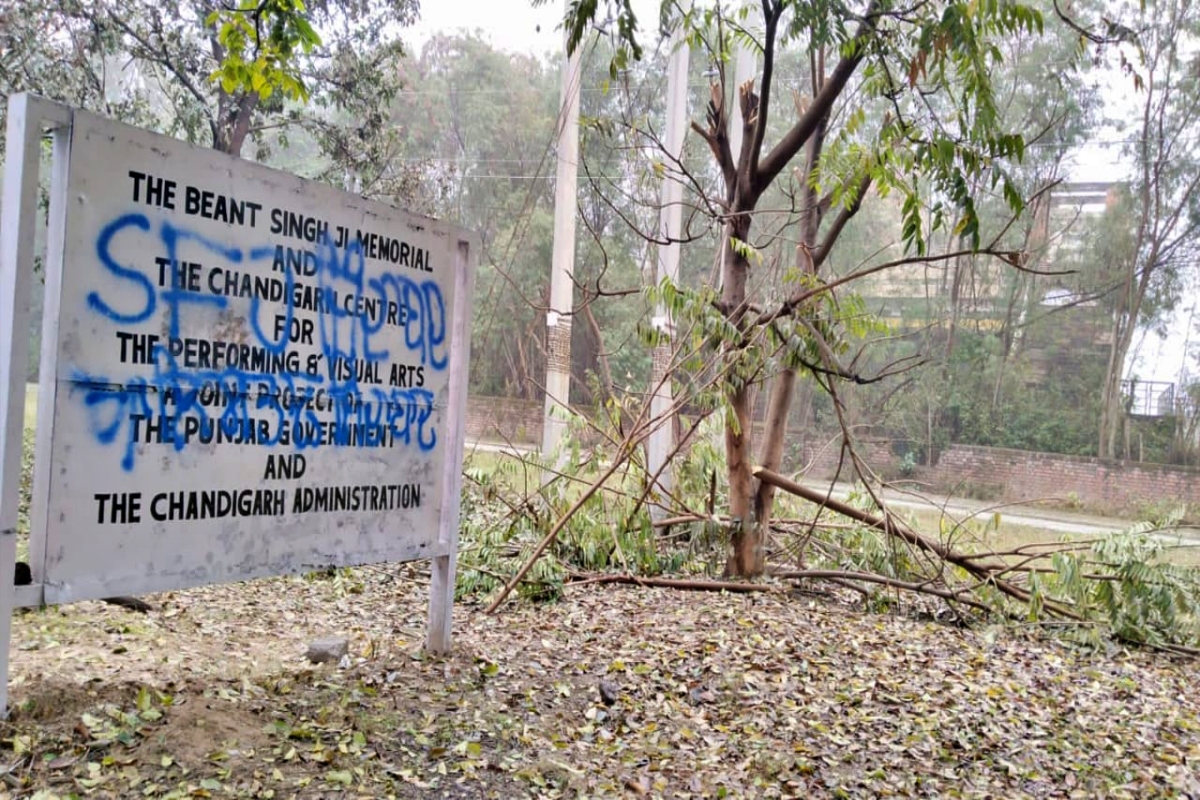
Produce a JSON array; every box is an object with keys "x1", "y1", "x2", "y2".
[
  {"x1": 905, "y1": 507, "x2": 1089, "y2": 552},
  {"x1": 16, "y1": 384, "x2": 37, "y2": 557},
  {"x1": 24, "y1": 382, "x2": 37, "y2": 430},
  {"x1": 463, "y1": 447, "x2": 541, "y2": 496},
  {"x1": 903, "y1": 506, "x2": 1200, "y2": 568}
]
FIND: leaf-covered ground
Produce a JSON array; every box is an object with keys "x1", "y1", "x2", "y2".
[{"x1": 2, "y1": 569, "x2": 1199, "y2": 799}]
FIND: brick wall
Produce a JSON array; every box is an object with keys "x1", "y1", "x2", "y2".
[
  {"x1": 772, "y1": 431, "x2": 897, "y2": 482},
  {"x1": 465, "y1": 396, "x2": 543, "y2": 445},
  {"x1": 929, "y1": 444, "x2": 1200, "y2": 513},
  {"x1": 464, "y1": 398, "x2": 890, "y2": 477}
]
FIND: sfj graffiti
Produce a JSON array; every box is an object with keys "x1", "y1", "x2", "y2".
[{"x1": 75, "y1": 212, "x2": 449, "y2": 471}]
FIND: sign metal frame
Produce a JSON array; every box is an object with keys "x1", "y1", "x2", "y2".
[{"x1": 0, "y1": 93, "x2": 476, "y2": 717}]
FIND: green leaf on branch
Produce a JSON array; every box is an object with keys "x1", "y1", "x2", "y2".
[{"x1": 205, "y1": 0, "x2": 322, "y2": 102}]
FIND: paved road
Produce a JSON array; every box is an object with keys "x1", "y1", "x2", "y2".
[
  {"x1": 804, "y1": 480, "x2": 1135, "y2": 537},
  {"x1": 465, "y1": 440, "x2": 535, "y2": 457}
]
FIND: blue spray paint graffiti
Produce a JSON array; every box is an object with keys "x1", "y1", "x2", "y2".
[{"x1": 76, "y1": 212, "x2": 449, "y2": 471}]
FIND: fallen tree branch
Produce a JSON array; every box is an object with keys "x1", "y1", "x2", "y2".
[
  {"x1": 103, "y1": 596, "x2": 155, "y2": 613},
  {"x1": 822, "y1": 576, "x2": 873, "y2": 599},
  {"x1": 483, "y1": 370, "x2": 681, "y2": 613},
  {"x1": 752, "y1": 466, "x2": 1084, "y2": 620},
  {"x1": 482, "y1": 336, "x2": 733, "y2": 612},
  {"x1": 652, "y1": 514, "x2": 713, "y2": 528},
  {"x1": 768, "y1": 568, "x2": 993, "y2": 615},
  {"x1": 653, "y1": 513, "x2": 857, "y2": 530},
  {"x1": 566, "y1": 573, "x2": 783, "y2": 594},
  {"x1": 567, "y1": 568, "x2": 990, "y2": 613},
  {"x1": 483, "y1": 450, "x2": 641, "y2": 614},
  {"x1": 1126, "y1": 639, "x2": 1200, "y2": 658}
]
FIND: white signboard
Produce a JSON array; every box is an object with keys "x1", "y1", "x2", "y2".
[{"x1": 0, "y1": 95, "x2": 476, "y2": 713}]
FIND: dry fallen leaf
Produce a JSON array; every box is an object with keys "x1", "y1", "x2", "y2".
[{"x1": 0, "y1": 574, "x2": 1197, "y2": 798}]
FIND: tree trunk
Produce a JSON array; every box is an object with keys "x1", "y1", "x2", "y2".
[
  {"x1": 213, "y1": 92, "x2": 259, "y2": 156},
  {"x1": 748, "y1": 365, "x2": 796, "y2": 560},
  {"x1": 721, "y1": 212, "x2": 761, "y2": 576},
  {"x1": 1098, "y1": 314, "x2": 1134, "y2": 459},
  {"x1": 700, "y1": 10, "x2": 874, "y2": 576},
  {"x1": 1098, "y1": 253, "x2": 1144, "y2": 459},
  {"x1": 207, "y1": 21, "x2": 259, "y2": 157},
  {"x1": 725, "y1": 381, "x2": 761, "y2": 575}
]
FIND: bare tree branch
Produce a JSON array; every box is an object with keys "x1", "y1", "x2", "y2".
[{"x1": 753, "y1": 0, "x2": 881, "y2": 196}]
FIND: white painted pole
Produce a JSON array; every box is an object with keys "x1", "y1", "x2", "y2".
[
  {"x1": 0, "y1": 94, "x2": 71, "y2": 718},
  {"x1": 646, "y1": 23, "x2": 691, "y2": 519},
  {"x1": 541, "y1": 22, "x2": 583, "y2": 463},
  {"x1": 727, "y1": 41, "x2": 756, "y2": 162},
  {"x1": 714, "y1": 12, "x2": 755, "y2": 295}
]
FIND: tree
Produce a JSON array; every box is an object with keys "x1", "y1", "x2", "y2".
[
  {"x1": 1, "y1": 0, "x2": 420, "y2": 198},
  {"x1": 392, "y1": 33, "x2": 668, "y2": 408},
  {"x1": 825, "y1": 3, "x2": 1103, "y2": 464},
  {"x1": 557, "y1": 0, "x2": 1048, "y2": 577},
  {"x1": 1092, "y1": 0, "x2": 1200, "y2": 460},
  {"x1": 392, "y1": 33, "x2": 560, "y2": 400},
  {"x1": 0, "y1": 0, "x2": 162, "y2": 151}
]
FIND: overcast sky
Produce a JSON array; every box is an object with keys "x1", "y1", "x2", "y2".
[{"x1": 408, "y1": 1, "x2": 589, "y2": 55}]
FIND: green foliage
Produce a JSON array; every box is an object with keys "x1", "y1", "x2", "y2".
[
  {"x1": 206, "y1": 0, "x2": 321, "y2": 102},
  {"x1": 544, "y1": 0, "x2": 645, "y2": 67},
  {"x1": 945, "y1": 334, "x2": 1105, "y2": 456},
  {"x1": 456, "y1": 410, "x2": 698, "y2": 604},
  {"x1": 5, "y1": 0, "x2": 419, "y2": 173},
  {"x1": 644, "y1": 274, "x2": 886, "y2": 418},
  {"x1": 457, "y1": 395, "x2": 792, "y2": 602},
  {"x1": 867, "y1": 317, "x2": 1107, "y2": 460},
  {"x1": 864, "y1": 0, "x2": 1043, "y2": 256},
  {"x1": 0, "y1": 0, "x2": 161, "y2": 155},
  {"x1": 727, "y1": 237, "x2": 763, "y2": 267},
  {"x1": 643, "y1": 275, "x2": 736, "y2": 396},
  {"x1": 1088, "y1": 0, "x2": 1200, "y2": 459},
  {"x1": 557, "y1": 0, "x2": 1049, "y2": 256},
  {"x1": 675, "y1": 416, "x2": 727, "y2": 505},
  {"x1": 818, "y1": 488, "x2": 928, "y2": 581},
  {"x1": 551, "y1": 1, "x2": 1069, "y2": 561},
  {"x1": 399, "y1": 33, "x2": 656, "y2": 405},
  {"x1": 808, "y1": 1, "x2": 1105, "y2": 463},
  {"x1": 1041, "y1": 510, "x2": 1200, "y2": 650},
  {"x1": 785, "y1": 489, "x2": 1200, "y2": 650}
]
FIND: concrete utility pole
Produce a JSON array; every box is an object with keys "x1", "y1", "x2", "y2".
[
  {"x1": 646, "y1": 9, "x2": 751, "y2": 513},
  {"x1": 727, "y1": 42, "x2": 756, "y2": 159},
  {"x1": 646, "y1": 19, "x2": 691, "y2": 519},
  {"x1": 541, "y1": 25, "x2": 584, "y2": 461}
]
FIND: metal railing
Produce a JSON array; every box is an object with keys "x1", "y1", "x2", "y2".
[{"x1": 1122, "y1": 379, "x2": 1175, "y2": 417}]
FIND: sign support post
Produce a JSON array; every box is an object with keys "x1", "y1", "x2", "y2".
[
  {"x1": 426, "y1": 240, "x2": 475, "y2": 653},
  {"x1": 0, "y1": 95, "x2": 71, "y2": 717}
]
